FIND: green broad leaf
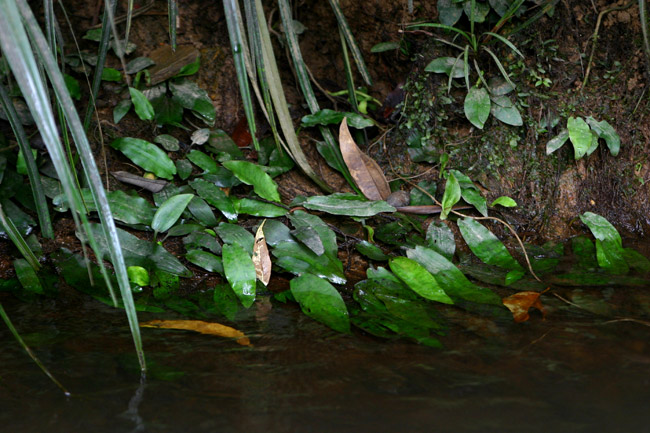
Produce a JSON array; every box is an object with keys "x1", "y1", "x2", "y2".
[
  {"x1": 571, "y1": 236, "x2": 598, "y2": 270},
  {"x1": 463, "y1": 0, "x2": 490, "y2": 22},
  {"x1": 586, "y1": 130, "x2": 599, "y2": 157},
  {"x1": 111, "y1": 137, "x2": 176, "y2": 180},
  {"x1": 175, "y1": 160, "x2": 193, "y2": 180},
  {"x1": 490, "y1": 96, "x2": 522, "y2": 126},
  {"x1": 262, "y1": 220, "x2": 295, "y2": 247},
  {"x1": 129, "y1": 87, "x2": 155, "y2": 121},
  {"x1": 290, "y1": 273, "x2": 350, "y2": 333},
  {"x1": 127, "y1": 266, "x2": 150, "y2": 286},
  {"x1": 53, "y1": 188, "x2": 155, "y2": 226},
  {"x1": 152, "y1": 193, "x2": 194, "y2": 235},
  {"x1": 488, "y1": 76, "x2": 515, "y2": 96},
  {"x1": 232, "y1": 198, "x2": 287, "y2": 217},
  {"x1": 154, "y1": 134, "x2": 180, "y2": 151},
  {"x1": 63, "y1": 74, "x2": 81, "y2": 100},
  {"x1": 85, "y1": 223, "x2": 192, "y2": 277},
  {"x1": 370, "y1": 41, "x2": 400, "y2": 53},
  {"x1": 389, "y1": 257, "x2": 453, "y2": 304},
  {"x1": 489, "y1": 0, "x2": 511, "y2": 16},
  {"x1": 222, "y1": 243, "x2": 257, "y2": 308},
  {"x1": 186, "y1": 249, "x2": 223, "y2": 273},
  {"x1": 187, "y1": 196, "x2": 218, "y2": 227},
  {"x1": 151, "y1": 96, "x2": 184, "y2": 126},
  {"x1": 176, "y1": 55, "x2": 200, "y2": 77},
  {"x1": 457, "y1": 217, "x2": 523, "y2": 271},
  {"x1": 183, "y1": 230, "x2": 221, "y2": 254},
  {"x1": 212, "y1": 283, "x2": 241, "y2": 320},
  {"x1": 14, "y1": 258, "x2": 44, "y2": 294},
  {"x1": 491, "y1": 196, "x2": 517, "y2": 207},
  {"x1": 586, "y1": 116, "x2": 620, "y2": 156},
  {"x1": 366, "y1": 266, "x2": 402, "y2": 283},
  {"x1": 189, "y1": 178, "x2": 237, "y2": 221},
  {"x1": 424, "y1": 56, "x2": 466, "y2": 78},
  {"x1": 289, "y1": 211, "x2": 337, "y2": 258},
  {"x1": 567, "y1": 116, "x2": 592, "y2": 159},
  {"x1": 169, "y1": 78, "x2": 216, "y2": 126},
  {"x1": 113, "y1": 99, "x2": 132, "y2": 123},
  {"x1": 356, "y1": 241, "x2": 390, "y2": 260},
  {"x1": 126, "y1": 56, "x2": 155, "y2": 74},
  {"x1": 16, "y1": 149, "x2": 37, "y2": 175},
  {"x1": 167, "y1": 223, "x2": 205, "y2": 237},
  {"x1": 464, "y1": 87, "x2": 491, "y2": 129},
  {"x1": 101, "y1": 67, "x2": 122, "y2": 82},
  {"x1": 191, "y1": 128, "x2": 211, "y2": 146},
  {"x1": 505, "y1": 268, "x2": 525, "y2": 285},
  {"x1": 580, "y1": 212, "x2": 628, "y2": 274},
  {"x1": 301, "y1": 109, "x2": 374, "y2": 129},
  {"x1": 409, "y1": 180, "x2": 437, "y2": 206},
  {"x1": 207, "y1": 129, "x2": 244, "y2": 161},
  {"x1": 426, "y1": 221, "x2": 456, "y2": 260},
  {"x1": 440, "y1": 171, "x2": 461, "y2": 220},
  {"x1": 302, "y1": 194, "x2": 396, "y2": 217},
  {"x1": 291, "y1": 226, "x2": 325, "y2": 256},
  {"x1": 215, "y1": 222, "x2": 254, "y2": 254},
  {"x1": 437, "y1": 0, "x2": 463, "y2": 25},
  {"x1": 407, "y1": 246, "x2": 501, "y2": 305},
  {"x1": 272, "y1": 241, "x2": 346, "y2": 285},
  {"x1": 546, "y1": 128, "x2": 569, "y2": 154},
  {"x1": 222, "y1": 160, "x2": 280, "y2": 203},
  {"x1": 187, "y1": 149, "x2": 218, "y2": 174},
  {"x1": 461, "y1": 187, "x2": 487, "y2": 217}
]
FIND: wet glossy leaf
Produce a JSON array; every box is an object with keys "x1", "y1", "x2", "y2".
[
  {"x1": 464, "y1": 87, "x2": 490, "y2": 129},
  {"x1": 291, "y1": 226, "x2": 324, "y2": 255},
  {"x1": 490, "y1": 95, "x2": 522, "y2": 126},
  {"x1": 141, "y1": 319, "x2": 250, "y2": 345},
  {"x1": 113, "y1": 99, "x2": 132, "y2": 123},
  {"x1": 580, "y1": 212, "x2": 628, "y2": 274},
  {"x1": 129, "y1": 87, "x2": 155, "y2": 121},
  {"x1": 222, "y1": 160, "x2": 281, "y2": 203},
  {"x1": 262, "y1": 220, "x2": 295, "y2": 247},
  {"x1": 232, "y1": 198, "x2": 287, "y2": 217},
  {"x1": 440, "y1": 171, "x2": 461, "y2": 220},
  {"x1": 189, "y1": 178, "x2": 237, "y2": 221},
  {"x1": 437, "y1": 0, "x2": 463, "y2": 25},
  {"x1": 502, "y1": 291, "x2": 546, "y2": 323},
  {"x1": 546, "y1": 129, "x2": 569, "y2": 154},
  {"x1": 389, "y1": 257, "x2": 453, "y2": 304},
  {"x1": 222, "y1": 243, "x2": 257, "y2": 308},
  {"x1": 215, "y1": 222, "x2": 254, "y2": 254},
  {"x1": 302, "y1": 193, "x2": 395, "y2": 217},
  {"x1": 85, "y1": 224, "x2": 191, "y2": 277},
  {"x1": 426, "y1": 221, "x2": 456, "y2": 260},
  {"x1": 14, "y1": 258, "x2": 43, "y2": 294},
  {"x1": 458, "y1": 217, "x2": 523, "y2": 271},
  {"x1": 356, "y1": 241, "x2": 390, "y2": 261},
  {"x1": 152, "y1": 193, "x2": 194, "y2": 234},
  {"x1": 253, "y1": 221, "x2": 271, "y2": 286},
  {"x1": 185, "y1": 249, "x2": 223, "y2": 273},
  {"x1": 339, "y1": 118, "x2": 390, "y2": 201},
  {"x1": 154, "y1": 134, "x2": 180, "y2": 151},
  {"x1": 272, "y1": 241, "x2": 346, "y2": 285},
  {"x1": 491, "y1": 196, "x2": 517, "y2": 207},
  {"x1": 586, "y1": 116, "x2": 620, "y2": 156},
  {"x1": 290, "y1": 273, "x2": 350, "y2": 333},
  {"x1": 460, "y1": 187, "x2": 487, "y2": 217},
  {"x1": 424, "y1": 56, "x2": 465, "y2": 78},
  {"x1": 169, "y1": 78, "x2": 215, "y2": 126},
  {"x1": 127, "y1": 266, "x2": 150, "y2": 286},
  {"x1": 187, "y1": 196, "x2": 218, "y2": 227},
  {"x1": 187, "y1": 150, "x2": 218, "y2": 174},
  {"x1": 207, "y1": 129, "x2": 244, "y2": 161},
  {"x1": 505, "y1": 268, "x2": 525, "y2": 285},
  {"x1": 111, "y1": 137, "x2": 176, "y2": 180},
  {"x1": 289, "y1": 211, "x2": 337, "y2": 258},
  {"x1": 407, "y1": 246, "x2": 501, "y2": 305},
  {"x1": 183, "y1": 231, "x2": 221, "y2": 254},
  {"x1": 567, "y1": 116, "x2": 592, "y2": 160}
]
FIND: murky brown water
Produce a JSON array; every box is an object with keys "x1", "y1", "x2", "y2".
[{"x1": 1, "y1": 281, "x2": 649, "y2": 433}]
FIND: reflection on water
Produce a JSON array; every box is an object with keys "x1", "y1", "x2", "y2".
[{"x1": 1, "y1": 288, "x2": 649, "y2": 433}]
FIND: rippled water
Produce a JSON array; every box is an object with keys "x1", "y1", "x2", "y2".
[{"x1": 1, "y1": 284, "x2": 649, "y2": 433}]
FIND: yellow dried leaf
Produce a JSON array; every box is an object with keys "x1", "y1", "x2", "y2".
[
  {"x1": 253, "y1": 220, "x2": 272, "y2": 286},
  {"x1": 140, "y1": 319, "x2": 251, "y2": 346},
  {"x1": 339, "y1": 118, "x2": 390, "y2": 201},
  {"x1": 502, "y1": 291, "x2": 546, "y2": 323}
]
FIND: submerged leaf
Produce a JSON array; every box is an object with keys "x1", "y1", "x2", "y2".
[
  {"x1": 290, "y1": 273, "x2": 350, "y2": 333},
  {"x1": 141, "y1": 319, "x2": 250, "y2": 345}
]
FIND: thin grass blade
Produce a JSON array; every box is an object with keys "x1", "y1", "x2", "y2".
[
  {"x1": 484, "y1": 32, "x2": 524, "y2": 57},
  {"x1": 0, "y1": 203, "x2": 40, "y2": 270},
  {"x1": 327, "y1": 0, "x2": 372, "y2": 85},
  {"x1": 483, "y1": 46, "x2": 516, "y2": 90}
]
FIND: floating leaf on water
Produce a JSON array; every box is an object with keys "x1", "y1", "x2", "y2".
[
  {"x1": 111, "y1": 138, "x2": 176, "y2": 180},
  {"x1": 222, "y1": 160, "x2": 281, "y2": 203},
  {"x1": 253, "y1": 221, "x2": 272, "y2": 286},
  {"x1": 290, "y1": 273, "x2": 350, "y2": 333},
  {"x1": 502, "y1": 291, "x2": 546, "y2": 323},
  {"x1": 339, "y1": 118, "x2": 390, "y2": 201},
  {"x1": 140, "y1": 319, "x2": 250, "y2": 346},
  {"x1": 222, "y1": 243, "x2": 257, "y2": 308},
  {"x1": 389, "y1": 257, "x2": 453, "y2": 304}
]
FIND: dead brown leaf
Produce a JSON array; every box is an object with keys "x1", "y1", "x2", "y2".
[
  {"x1": 253, "y1": 220, "x2": 271, "y2": 286},
  {"x1": 502, "y1": 291, "x2": 547, "y2": 323},
  {"x1": 339, "y1": 118, "x2": 390, "y2": 201},
  {"x1": 140, "y1": 319, "x2": 251, "y2": 346}
]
